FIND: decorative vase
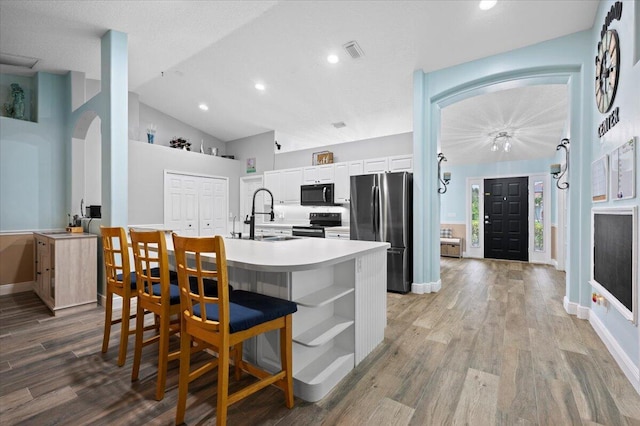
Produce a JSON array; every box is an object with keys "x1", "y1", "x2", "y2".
[{"x1": 147, "y1": 133, "x2": 155, "y2": 144}]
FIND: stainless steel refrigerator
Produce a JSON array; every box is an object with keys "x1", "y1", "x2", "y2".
[{"x1": 350, "y1": 172, "x2": 412, "y2": 293}]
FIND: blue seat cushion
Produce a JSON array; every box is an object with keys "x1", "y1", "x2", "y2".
[
  {"x1": 151, "y1": 283, "x2": 181, "y2": 305},
  {"x1": 117, "y1": 268, "x2": 178, "y2": 290},
  {"x1": 192, "y1": 290, "x2": 297, "y2": 333},
  {"x1": 187, "y1": 277, "x2": 233, "y2": 297}
]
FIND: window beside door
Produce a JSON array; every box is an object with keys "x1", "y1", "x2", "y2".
[{"x1": 534, "y1": 180, "x2": 544, "y2": 252}]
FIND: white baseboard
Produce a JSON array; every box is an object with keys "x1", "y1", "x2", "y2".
[
  {"x1": 563, "y1": 296, "x2": 590, "y2": 319},
  {"x1": 576, "y1": 305, "x2": 590, "y2": 320},
  {"x1": 0, "y1": 281, "x2": 34, "y2": 296},
  {"x1": 412, "y1": 279, "x2": 441, "y2": 294},
  {"x1": 589, "y1": 312, "x2": 640, "y2": 395},
  {"x1": 563, "y1": 296, "x2": 577, "y2": 315}
]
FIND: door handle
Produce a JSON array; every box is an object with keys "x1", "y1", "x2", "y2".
[
  {"x1": 323, "y1": 187, "x2": 327, "y2": 202},
  {"x1": 485, "y1": 221, "x2": 491, "y2": 225}
]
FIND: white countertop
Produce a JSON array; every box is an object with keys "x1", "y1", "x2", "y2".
[
  {"x1": 167, "y1": 236, "x2": 387, "y2": 273},
  {"x1": 34, "y1": 231, "x2": 97, "y2": 240}
]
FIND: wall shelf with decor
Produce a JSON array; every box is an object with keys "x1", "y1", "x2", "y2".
[{"x1": 0, "y1": 73, "x2": 37, "y2": 123}]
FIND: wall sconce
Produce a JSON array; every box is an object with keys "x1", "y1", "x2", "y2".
[
  {"x1": 275, "y1": 140, "x2": 281, "y2": 150},
  {"x1": 437, "y1": 153, "x2": 450, "y2": 194},
  {"x1": 550, "y1": 138, "x2": 570, "y2": 190}
]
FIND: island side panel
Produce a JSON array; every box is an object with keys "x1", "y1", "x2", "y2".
[
  {"x1": 354, "y1": 249, "x2": 387, "y2": 365},
  {"x1": 227, "y1": 267, "x2": 292, "y2": 372}
]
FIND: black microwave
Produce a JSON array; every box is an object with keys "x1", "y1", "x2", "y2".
[{"x1": 300, "y1": 183, "x2": 335, "y2": 206}]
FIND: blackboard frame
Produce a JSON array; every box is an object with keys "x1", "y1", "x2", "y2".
[{"x1": 590, "y1": 206, "x2": 637, "y2": 324}]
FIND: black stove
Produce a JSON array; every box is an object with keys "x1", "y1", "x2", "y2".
[{"x1": 292, "y1": 212, "x2": 342, "y2": 238}]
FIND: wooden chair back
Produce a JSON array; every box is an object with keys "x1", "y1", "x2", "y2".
[
  {"x1": 171, "y1": 234, "x2": 229, "y2": 335},
  {"x1": 101, "y1": 226, "x2": 131, "y2": 294},
  {"x1": 129, "y1": 229, "x2": 171, "y2": 303}
]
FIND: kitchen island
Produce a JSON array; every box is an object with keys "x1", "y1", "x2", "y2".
[{"x1": 168, "y1": 236, "x2": 389, "y2": 402}]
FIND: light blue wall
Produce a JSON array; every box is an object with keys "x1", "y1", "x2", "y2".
[
  {"x1": 0, "y1": 72, "x2": 70, "y2": 231},
  {"x1": 588, "y1": 0, "x2": 640, "y2": 376},
  {"x1": 440, "y1": 157, "x2": 556, "y2": 224}
]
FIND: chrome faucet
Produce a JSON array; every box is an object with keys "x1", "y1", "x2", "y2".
[
  {"x1": 245, "y1": 188, "x2": 275, "y2": 240},
  {"x1": 230, "y1": 215, "x2": 241, "y2": 239}
]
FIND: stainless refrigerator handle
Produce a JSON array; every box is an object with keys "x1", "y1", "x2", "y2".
[
  {"x1": 370, "y1": 185, "x2": 375, "y2": 235},
  {"x1": 374, "y1": 185, "x2": 379, "y2": 237},
  {"x1": 323, "y1": 186, "x2": 327, "y2": 202}
]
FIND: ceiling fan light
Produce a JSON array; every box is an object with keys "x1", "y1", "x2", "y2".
[
  {"x1": 479, "y1": 0, "x2": 497, "y2": 10},
  {"x1": 503, "y1": 141, "x2": 512, "y2": 152},
  {"x1": 490, "y1": 141, "x2": 499, "y2": 152}
]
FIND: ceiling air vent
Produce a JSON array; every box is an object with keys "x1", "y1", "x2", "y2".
[
  {"x1": 342, "y1": 41, "x2": 364, "y2": 59},
  {"x1": 0, "y1": 52, "x2": 39, "y2": 69},
  {"x1": 332, "y1": 121, "x2": 346, "y2": 129}
]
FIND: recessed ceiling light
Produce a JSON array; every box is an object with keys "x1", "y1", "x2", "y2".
[
  {"x1": 255, "y1": 83, "x2": 265, "y2": 91},
  {"x1": 479, "y1": 0, "x2": 497, "y2": 10},
  {"x1": 198, "y1": 103, "x2": 209, "y2": 111},
  {"x1": 327, "y1": 54, "x2": 339, "y2": 64}
]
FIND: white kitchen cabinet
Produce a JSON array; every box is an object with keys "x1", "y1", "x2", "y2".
[
  {"x1": 363, "y1": 157, "x2": 389, "y2": 174},
  {"x1": 348, "y1": 160, "x2": 364, "y2": 176},
  {"x1": 263, "y1": 170, "x2": 283, "y2": 203},
  {"x1": 363, "y1": 155, "x2": 412, "y2": 174},
  {"x1": 325, "y1": 229, "x2": 350, "y2": 240},
  {"x1": 255, "y1": 225, "x2": 292, "y2": 236},
  {"x1": 264, "y1": 168, "x2": 302, "y2": 204},
  {"x1": 303, "y1": 164, "x2": 335, "y2": 184},
  {"x1": 282, "y1": 168, "x2": 303, "y2": 204},
  {"x1": 34, "y1": 232, "x2": 97, "y2": 315},
  {"x1": 388, "y1": 155, "x2": 413, "y2": 172},
  {"x1": 334, "y1": 161, "x2": 364, "y2": 203},
  {"x1": 334, "y1": 162, "x2": 349, "y2": 203}
]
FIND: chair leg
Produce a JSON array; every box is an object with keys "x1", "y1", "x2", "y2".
[
  {"x1": 101, "y1": 290, "x2": 113, "y2": 354},
  {"x1": 234, "y1": 342, "x2": 243, "y2": 381},
  {"x1": 131, "y1": 304, "x2": 145, "y2": 382},
  {"x1": 175, "y1": 323, "x2": 192, "y2": 426},
  {"x1": 117, "y1": 295, "x2": 131, "y2": 367},
  {"x1": 216, "y1": 345, "x2": 230, "y2": 426},
  {"x1": 280, "y1": 315, "x2": 294, "y2": 409},
  {"x1": 155, "y1": 311, "x2": 171, "y2": 401}
]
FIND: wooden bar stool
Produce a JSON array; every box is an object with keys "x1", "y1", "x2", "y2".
[
  {"x1": 129, "y1": 229, "x2": 182, "y2": 401},
  {"x1": 101, "y1": 226, "x2": 155, "y2": 367},
  {"x1": 172, "y1": 234, "x2": 297, "y2": 426}
]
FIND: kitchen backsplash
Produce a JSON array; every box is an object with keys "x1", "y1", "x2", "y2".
[{"x1": 271, "y1": 204, "x2": 349, "y2": 225}]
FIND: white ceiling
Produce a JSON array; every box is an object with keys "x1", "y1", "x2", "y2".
[
  {"x1": 0, "y1": 1, "x2": 597, "y2": 160},
  {"x1": 441, "y1": 84, "x2": 569, "y2": 165}
]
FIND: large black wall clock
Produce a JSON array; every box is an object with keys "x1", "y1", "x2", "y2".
[{"x1": 595, "y1": 29, "x2": 620, "y2": 114}]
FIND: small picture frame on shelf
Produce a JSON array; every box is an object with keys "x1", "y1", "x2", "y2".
[{"x1": 312, "y1": 151, "x2": 333, "y2": 165}]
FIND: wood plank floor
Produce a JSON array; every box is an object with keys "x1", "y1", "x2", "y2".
[{"x1": 1, "y1": 258, "x2": 639, "y2": 425}]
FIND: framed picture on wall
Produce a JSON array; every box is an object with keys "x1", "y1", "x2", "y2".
[
  {"x1": 611, "y1": 137, "x2": 636, "y2": 200},
  {"x1": 591, "y1": 154, "x2": 608, "y2": 202}
]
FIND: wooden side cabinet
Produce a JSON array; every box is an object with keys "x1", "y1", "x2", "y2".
[
  {"x1": 34, "y1": 232, "x2": 97, "y2": 315},
  {"x1": 440, "y1": 238, "x2": 462, "y2": 258}
]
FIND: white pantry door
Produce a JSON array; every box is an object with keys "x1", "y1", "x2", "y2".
[{"x1": 165, "y1": 172, "x2": 228, "y2": 237}]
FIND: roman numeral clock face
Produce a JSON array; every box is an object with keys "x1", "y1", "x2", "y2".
[{"x1": 595, "y1": 30, "x2": 620, "y2": 114}]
